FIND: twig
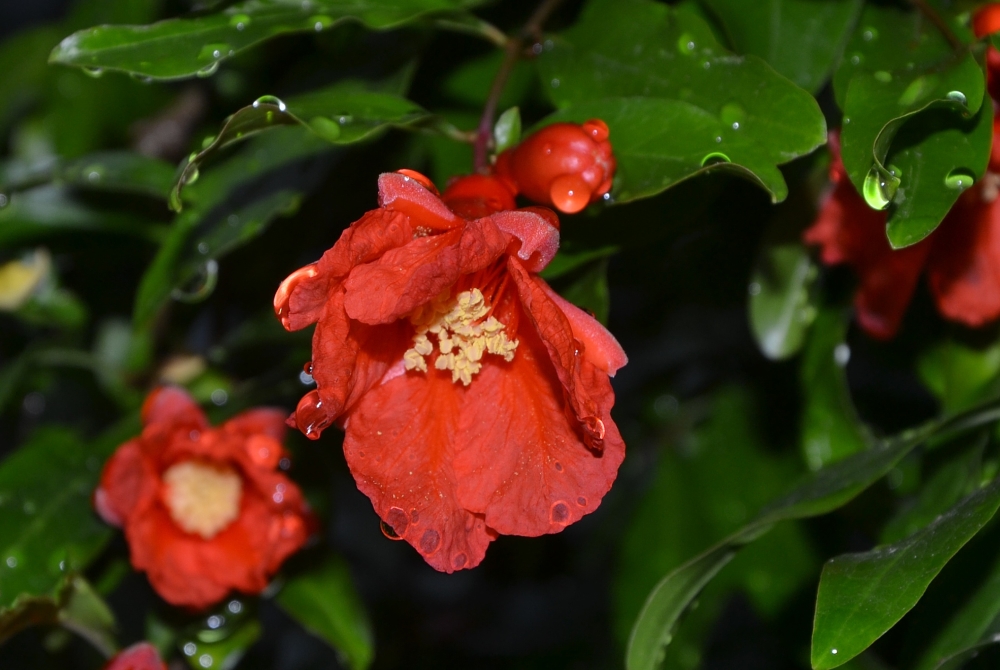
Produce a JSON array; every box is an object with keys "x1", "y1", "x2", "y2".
[
  {"x1": 908, "y1": 0, "x2": 963, "y2": 51},
  {"x1": 473, "y1": 0, "x2": 566, "y2": 172}
]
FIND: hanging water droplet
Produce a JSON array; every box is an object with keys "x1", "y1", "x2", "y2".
[
  {"x1": 171, "y1": 260, "x2": 218, "y2": 303},
  {"x1": 701, "y1": 152, "x2": 730, "y2": 167},
  {"x1": 944, "y1": 168, "x2": 976, "y2": 190},
  {"x1": 380, "y1": 520, "x2": 401, "y2": 539},
  {"x1": 129, "y1": 73, "x2": 153, "y2": 84},
  {"x1": 82, "y1": 66, "x2": 104, "y2": 78},
  {"x1": 862, "y1": 166, "x2": 898, "y2": 210},
  {"x1": 310, "y1": 116, "x2": 341, "y2": 141},
  {"x1": 253, "y1": 95, "x2": 287, "y2": 112},
  {"x1": 196, "y1": 62, "x2": 220, "y2": 78},
  {"x1": 946, "y1": 90, "x2": 967, "y2": 107}
]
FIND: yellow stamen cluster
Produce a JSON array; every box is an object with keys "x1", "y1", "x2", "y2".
[
  {"x1": 404, "y1": 288, "x2": 518, "y2": 386},
  {"x1": 163, "y1": 460, "x2": 242, "y2": 539}
]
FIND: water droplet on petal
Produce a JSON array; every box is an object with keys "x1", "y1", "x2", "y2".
[
  {"x1": 550, "y1": 174, "x2": 591, "y2": 213},
  {"x1": 582, "y1": 119, "x2": 609, "y2": 142},
  {"x1": 419, "y1": 529, "x2": 441, "y2": 554},
  {"x1": 551, "y1": 501, "x2": 570, "y2": 525},
  {"x1": 554, "y1": 461, "x2": 563, "y2": 472},
  {"x1": 386, "y1": 507, "x2": 409, "y2": 536},
  {"x1": 294, "y1": 389, "x2": 330, "y2": 439},
  {"x1": 410, "y1": 509, "x2": 420, "y2": 524},
  {"x1": 453, "y1": 553, "x2": 467, "y2": 569},
  {"x1": 380, "y1": 520, "x2": 401, "y2": 540},
  {"x1": 577, "y1": 496, "x2": 587, "y2": 506}
]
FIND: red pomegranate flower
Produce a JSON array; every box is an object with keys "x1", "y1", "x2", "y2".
[
  {"x1": 274, "y1": 170, "x2": 627, "y2": 572},
  {"x1": 95, "y1": 387, "x2": 314, "y2": 609},
  {"x1": 804, "y1": 132, "x2": 1000, "y2": 339},
  {"x1": 495, "y1": 120, "x2": 616, "y2": 214},
  {"x1": 103, "y1": 642, "x2": 166, "y2": 670}
]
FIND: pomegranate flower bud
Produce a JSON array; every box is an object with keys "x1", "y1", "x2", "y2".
[{"x1": 495, "y1": 119, "x2": 616, "y2": 214}]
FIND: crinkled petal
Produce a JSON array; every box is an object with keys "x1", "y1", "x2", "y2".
[
  {"x1": 538, "y1": 281, "x2": 627, "y2": 375},
  {"x1": 223, "y1": 408, "x2": 287, "y2": 443},
  {"x1": 104, "y1": 643, "x2": 166, "y2": 670},
  {"x1": 95, "y1": 440, "x2": 158, "y2": 527},
  {"x1": 487, "y1": 208, "x2": 560, "y2": 272},
  {"x1": 378, "y1": 172, "x2": 461, "y2": 231},
  {"x1": 928, "y1": 189, "x2": 1000, "y2": 326},
  {"x1": 453, "y1": 320, "x2": 624, "y2": 536},
  {"x1": 141, "y1": 386, "x2": 206, "y2": 429},
  {"x1": 507, "y1": 258, "x2": 606, "y2": 448},
  {"x1": 342, "y1": 370, "x2": 496, "y2": 573}
]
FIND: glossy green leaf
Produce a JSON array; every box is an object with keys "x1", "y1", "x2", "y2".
[
  {"x1": 811, "y1": 477, "x2": 1000, "y2": 669},
  {"x1": 134, "y1": 127, "x2": 330, "y2": 328},
  {"x1": 748, "y1": 240, "x2": 817, "y2": 360},
  {"x1": 919, "y1": 339, "x2": 1000, "y2": 415},
  {"x1": 0, "y1": 429, "x2": 112, "y2": 613},
  {"x1": 178, "y1": 616, "x2": 261, "y2": 670},
  {"x1": 835, "y1": 3, "x2": 989, "y2": 248},
  {"x1": 700, "y1": 0, "x2": 863, "y2": 93},
  {"x1": 800, "y1": 309, "x2": 870, "y2": 470},
  {"x1": 50, "y1": 0, "x2": 486, "y2": 81},
  {"x1": 915, "y1": 553, "x2": 1000, "y2": 670},
  {"x1": 171, "y1": 80, "x2": 430, "y2": 210},
  {"x1": 536, "y1": 0, "x2": 826, "y2": 203},
  {"x1": 493, "y1": 107, "x2": 521, "y2": 154},
  {"x1": 276, "y1": 555, "x2": 373, "y2": 670},
  {"x1": 540, "y1": 245, "x2": 619, "y2": 280},
  {"x1": 627, "y1": 394, "x2": 1000, "y2": 670},
  {"x1": 0, "y1": 27, "x2": 61, "y2": 135},
  {"x1": 2, "y1": 152, "x2": 174, "y2": 199},
  {"x1": 557, "y1": 259, "x2": 611, "y2": 325}
]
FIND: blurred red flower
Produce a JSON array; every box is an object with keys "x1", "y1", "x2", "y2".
[
  {"x1": 275, "y1": 170, "x2": 627, "y2": 572},
  {"x1": 103, "y1": 642, "x2": 166, "y2": 670},
  {"x1": 804, "y1": 130, "x2": 1000, "y2": 339},
  {"x1": 95, "y1": 387, "x2": 313, "y2": 609},
  {"x1": 495, "y1": 119, "x2": 616, "y2": 213}
]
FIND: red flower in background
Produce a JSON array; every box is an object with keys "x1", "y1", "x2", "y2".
[
  {"x1": 495, "y1": 119, "x2": 616, "y2": 214},
  {"x1": 275, "y1": 170, "x2": 627, "y2": 572},
  {"x1": 95, "y1": 387, "x2": 313, "y2": 609},
  {"x1": 103, "y1": 643, "x2": 166, "y2": 670}
]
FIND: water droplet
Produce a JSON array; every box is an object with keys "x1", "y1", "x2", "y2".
[
  {"x1": 834, "y1": 343, "x2": 851, "y2": 366},
  {"x1": 831, "y1": 649, "x2": 838, "y2": 655},
  {"x1": 198, "y1": 43, "x2": 230, "y2": 61},
  {"x1": 720, "y1": 103, "x2": 745, "y2": 129},
  {"x1": 862, "y1": 166, "x2": 898, "y2": 210},
  {"x1": 210, "y1": 389, "x2": 228, "y2": 406},
  {"x1": 944, "y1": 168, "x2": 976, "y2": 190},
  {"x1": 171, "y1": 259, "x2": 219, "y2": 303},
  {"x1": 386, "y1": 507, "x2": 409, "y2": 537},
  {"x1": 197, "y1": 242, "x2": 209, "y2": 255},
  {"x1": 549, "y1": 174, "x2": 591, "y2": 213},
  {"x1": 874, "y1": 70, "x2": 892, "y2": 83},
  {"x1": 946, "y1": 90, "x2": 968, "y2": 107},
  {"x1": 702, "y1": 60, "x2": 711, "y2": 69},
  {"x1": 6, "y1": 556, "x2": 17, "y2": 568},
  {"x1": 227, "y1": 600, "x2": 243, "y2": 614},
  {"x1": 849, "y1": 52, "x2": 863, "y2": 66},
  {"x1": 229, "y1": 14, "x2": 250, "y2": 30},
  {"x1": 862, "y1": 27, "x2": 878, "y2": 41},
  {"x1": 550, "y1": 78, "x2": 560, "y2": 88},
  {"x1": 87, "y1": 169, "x2": 102, "y2": 183},
  {"x1": 337, "y1": 114, "x2": 353, "y2": 124},
  {"x1": 554, "y1": 461, "x2": 563, "y2": 472},
  {"x1": 576, "y1": 496, "x2": 587, "y2": 506},
  {"x1": 550, "y1": 501, "x2": 570, "y2": 525},
  {"x1": 183, "y1": 642, "x2": 197, "y2": 656},
  {"x1": 748, "y1": 282, "x2": 761, "y2": 296},
  {"x1": 701, "y1": 152, "x2": 730, "y2": 167},
  {"x1": 379, "y1": 520, "x2": 401, "y2": 539},
  {"x1": 310, "y1": 116, "x2": 341, "y2": 141},
  {"x1": 0, "y1": 194, "x2": 8, "y2": 208},
  {"x1": 130, "y1": 73, "x2": 153, "y2": 84},
  {"x1": 844, "y1": 117, "x2": 851, "y2": 124},
  {"x1": 196, "y1": 62, "x2": 220, "y2": 78},
  {"x1": 453, "y1": 553, "x2": 467, "y2": 569},
  {"x1": 677, "y1": 33, "x2": 696, "y2": 54},
  {"x1": 294, "y1": 389, "x2": 330, "y2": 439},
  {"x1": 310, "y1": 15, "x2": 333, "y2": 31},
  {"x1": 199, "y1": 654, "x2": 213, "y2": 668},
  {"x1": 207, "y1": 615, "x2": 223, "y2": 629},
  {"x1": 253, "y1": 95, "x2": 287, "y2": 112},
  {"x1": 419, "y1": 529, "x2": 441, "y2": 554},
  {"x1": 82, "y1": 66, "x2": 104, "y2": 78}
]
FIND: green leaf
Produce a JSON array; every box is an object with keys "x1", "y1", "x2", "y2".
[
  {"x1": 171, "y1": 80, "x2": 431, "y2": 210},
  {"x1": 58, "y1": 576, "x2": 118, "y2": 657},
  {"x1": 835, "y1": 3, "x2": 989, "y2": 248},
  {"x1": 536, "y1": 0, "x2": 826, "y2": 203},
  {"x1": 556, "y1": 259, "x2": 611, "y2": 325},
  {"x1": 915, "y1": 552, "x2": 1000, "y2": 670},
  {"x1": 50, "y1": 0, "x2": 485, "y2": 81},
  {"x1": 0, "y1": 429, "x2": 112, "y2": 613},
  {"x1": 540, "y1": 244, "x2": 619, "y2": 280},
  {"x1": 799, "y1": 308, "x2": 870, "y2": 470},
  {"x1": 700, "y1": 0, "x2": 863, "y2": 93},
  {"x1": 811, "y1": 477, "x2": 1000, "y2": 669},
  {"x1": 748, "y1": 240, "x2": 817, "y2": 360},
  {"x1": 919, "y1": 339, "x2": 1000, "y2": 415},
  {"x1": 0, "y1": 27, "x2": 61, "y2": 135},
  {"x1": 626, "y1": 394, "x2": 1000, "y2": 670},
  {"x1": 276, "y1": 555, "x2": 374, "y2": 670},
  {"x1": 134, "y1": 127, "x2": 330, "y2": 328},
  {"x1": 178, "y1": 616, "x2": 261, "y2": 670},
  {"x1": 493, "y1": 107, "x2": 521, "y2": 154}
]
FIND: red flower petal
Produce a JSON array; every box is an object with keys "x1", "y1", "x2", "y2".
[
  {"x1": 928, "y1": 191, "x2": 1000, "y2": 326},
  {"x1": 538, "y1": 281, "x2": 627, "y2": 375},
  {"x1": 378, "y1": 172, "x2": 461, "y2": 231},
  {"x1": 95, "y1": 440, "x2": 158, "y2": 528},
  {"x1": 453, "y1": 317, "x2": 625, "y2": 536},
  {"x1": 223, "y1": 408, "x2": 288, "y2": 443},
  {"x1": 103, "y1": 642, "x2": 166, "y2": 670},
  {"x1": 141, "y1": 386, "x2": 207, "y2": 429},
  {"x1": 507, "y1": 258, "x2": 607, "y2": 448},
  {"x1": 342, "y1": 370, "x2": 497, "y2": 573},
  {"x1": 487, "y1": 209, "x2": 560, "y2": 272}
]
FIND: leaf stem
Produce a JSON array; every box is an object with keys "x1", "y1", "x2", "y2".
[
  {"x1": 473, "y1": 0, "x2": 566, "y2": 172},
  {"x1": 908, "y1": 0, "x2": 963, "y2": 51}
]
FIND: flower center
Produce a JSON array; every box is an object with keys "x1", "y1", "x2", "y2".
[
  {"x1": 403, "y1": 288, "x2": 518, "y2": 386},
  {"x1": 163, "y1": 460, "x2": 242, "y2": 539}
]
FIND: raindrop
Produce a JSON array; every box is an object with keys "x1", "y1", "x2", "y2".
[
  {"x1": 748, "y1": 282, "x2": 761, "y2": 296},
  {"x1": 206, "y1": 615, "x2": 223, "y2": 629},
  {"x1": 419, "y1": 529, "x2": 441, "y2": 554},
  {"x1": 229, "y1": 14, "x2": 251, "y2": 30},
  {"x1": 171, "y1": 260, "x2": 219, "y2": 303},
  {"x1": 576, "y1": 496, "x2": 587, "y2": 506},
  {"x1": 6, "y1": 556, "x2": 17, "y2": 568},
  {"x1": 532, "y1": 42, "x2": 543, "y2": 55},
  {"x1": 834, "y1": 343, "x2": 851, "y2": 366},
  {"x1": 310, "y1": 116, "x2": 341, "y2": 141},
  {"x1": 862, "y1": 27, "x2": 878, "y2": 41},
  {"x1": 944, "y1": 168, "x2": 976, "y2": 191},
  {"x1": 849, "y1": 52, "x2": 862, "y2": 66},
  {"x1": 310, "y1": 15, "x2": 333, "y2": 31},
  {"x1": 731, "y1": 122, "x2": 740, "y2": 130},
  {"x1": 715, "y1": 136, "x2": 722, "y2": 143},
  {"x1": 196, "y1": 62, "x2": 220, "y2": 78},
  {"x1": 453, "y1": 553, "x2": 467, "y2": 569},
  {"x1": 197, "y1": 242, "x2": 209, "y2": 254},
  {"x1": 278, "y1": 458, "x2": 290, "y2": 470},
  {"x1": 874, "y1": 70, "x2": 892, "y2": 83},
  {"x1": 720, "y1": 103, "x2": 745, "y2": 129},
  {"x1": 702, "y1": 60, "x2": 711, "y2": 69},
  {"x1": 82, "y1": 66, "x2": 104, "y2": 78},
  {"x1": 87, "y1": 170, "x2": 101, "y2": 183},
  {"x1": 22, "y1": 501, "x2": 36, "y2": 515},
  {"x1": 701, "y1": 152, "x2": 730, "y2": 167},
  {"x1": 549, "y1": 174, "x2": 591, "y2": 213},
  {"x1": 183, "y1": 643, "x2": 197, "y2": 656},
  {"x1": 210, "y1": 389, "x2": 228, "y2": 406},
  {"x1": 337, "y1": 114, "x2": 353, "y2": 124},
  {"x1": 677, "y1": 33, "x2": 696, "y2": 54},
  {"x1": 227, "y1": 600, "x2": 243, "y2": 614},
  {"x1": 185, "y1": 166, "x2": 201, "y2": 186},
  {"x1": 379, "y1": 520, "x2": 401, "y2": 539},
  {"x1": 130, "y1": 73, "x2": 153, "y2": 84},
  {"x1": 862, "y1": 166, "x2": 897, "y2": 210},
  {"x1": 201, "y1": 135, "x2": 216, "y2": 149},
  {"x1": 299, "y1": 370, "x2": 314, "y2": 385},
  {"x1": 946, "y1": 90, "x2": 968, "y2": 107},
  {"x1": 227, "y1": 214, "x2": 239, "y2": 226},
  {"x1": 253, "y1": 95, "x2": 287, "y2": 112},
  {"x1": 550, "y1": 501, "x2": 570, "y2": 524},
  {"x1": 550, "y1": 78, "x2": 560, "y2": 88},
  {"x1": 198, "y1": 44, "x2": 230, "y2": 61},
  {"x1": 199, "y1": 654, "x2": 213, "y2": 668},
  {"x1": 831, "y1": 649, "x2": 838, "y2": 655},
  {"x1": 386, "y1": 507, "x2": 409, "y2": 536}
]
